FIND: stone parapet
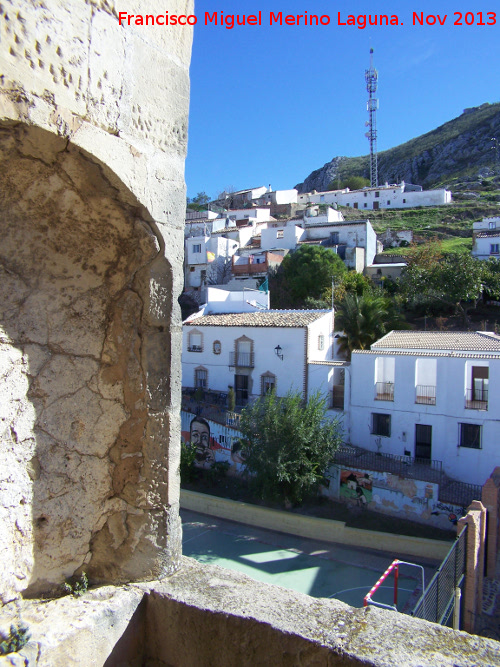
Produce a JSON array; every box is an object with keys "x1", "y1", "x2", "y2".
[{"x1": 1, "y1": 560, "x2": 500, "y2": 666}]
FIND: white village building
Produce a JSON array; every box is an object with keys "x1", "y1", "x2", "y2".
[
  {"x1": 471, "y1": 216, "x2": 500, "y2": 260},
  {"x1": 182, "y1": 288, "x2": 338, "y2": 406},
  {"x1": 347, "y1": 331, "x2": 500, "y2": 486},
  {"x1": 298, "y1": 182, "x2": 452, "y2": 211}
]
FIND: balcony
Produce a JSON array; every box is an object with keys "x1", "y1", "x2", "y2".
[
  {"x1": 331, "y1": 385, "x2": 345, "y2": 410},
  {"x1": 188, "y1": 345, "x2": 202, "y2": 352},
  {"x1": 375, "y1": 381, "x2": 394, "y2": 401},
  {"x1": 465, "y1": 388, "x2": 488, "y2": 410},
  {"x1": 415, "y1": 385, "x2": 436, "y2": 405},
  {"x1": 232, "y1": 260, "x2": 269, "y2": 276},
  {"x1": 229, "y1": 351, "x2": 255, "y2": 368}
]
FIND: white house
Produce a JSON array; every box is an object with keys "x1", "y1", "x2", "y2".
[
  {"x1": 301, "y1": 214, "x2": 378, "y2": 271},
  {"x1": 472, "y1": 217, "x2": 500, "y2": 260},
  {"x1": 184, "y1": 235, "x2": 239, "y2": 290},
  {"x1": 348, "y1": 331, "x2": 500, "y2": 486},
  {"x1": 182, "y1": 298, "x2": 336, "y2": 406},
  {"x1": 298, "y1": 182, "x2": 452, "y2": 211}
]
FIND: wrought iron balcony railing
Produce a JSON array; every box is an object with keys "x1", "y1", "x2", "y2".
[
  {"x1": 375, "y1": 381, "x2": 394, "y2": 401},
  {"x1": 229, "y1": 351, "x2": 255, "y2": 368},
  {"x1": 465, "y1": 388, "x2": 488, "y2": 410},
  {"x1": 415, "y1": 385, "x2": 436, "y2": 405}
]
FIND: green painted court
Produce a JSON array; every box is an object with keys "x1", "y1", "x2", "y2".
[{"x1": 181, "y1": 509, "x2": 438, "y2": 611}]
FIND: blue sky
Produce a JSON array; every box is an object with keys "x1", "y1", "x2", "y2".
[{"x1": 186, "y1": 1, "x2": 500, "y2": 199}]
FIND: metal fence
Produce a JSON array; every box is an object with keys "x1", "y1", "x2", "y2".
[
  {"x1": 334, "y1": 446, "x2": 482, "y2": 507},
  {"x1": 411, "y1": 524, "x2": 467, "y2": 626},
  {"x1": 438, "y1": 480, "x2": 482, "y2": 509},
  {"x1": 334, "y1": 447, "x2": 443, "y2": 485}
]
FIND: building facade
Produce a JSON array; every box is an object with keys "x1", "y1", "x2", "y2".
[
  {"x1": 183, "y1": 308, "x2": 336, "y2": 405},
  {"x1": 298, "y1": 182, "x2": 452, "y2": 210},
  {"x1": 348, "y1": 331, "x2": 500, "y2": 486}
]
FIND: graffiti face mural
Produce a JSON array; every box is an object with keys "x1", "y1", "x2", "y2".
[
  {"x1": 340, "y1": 470, "x2": 373, "y2": 505},
  {"x1": 189, "y1": 417, "x2": 215, "y2": 468}
]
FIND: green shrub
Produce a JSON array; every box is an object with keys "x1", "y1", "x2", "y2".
[
  {"x1": 0, "y1": 623, "x2": 30, "y2": 656},
  {"x1": 62, "y1": 572, "x2": 88, "y2": 597}
]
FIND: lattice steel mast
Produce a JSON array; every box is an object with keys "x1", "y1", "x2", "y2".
[{"x1": 365, "y1": 48, "x2": 379, "y2": 187}]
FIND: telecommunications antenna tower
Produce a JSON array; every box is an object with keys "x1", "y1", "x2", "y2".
[{"x1": 365, "y1": 48, "x2": 379, "y2": 187}]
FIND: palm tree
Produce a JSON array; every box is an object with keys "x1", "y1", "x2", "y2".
[{"x1": 335, "y1": 294, "x2": 406, "y2": 359}]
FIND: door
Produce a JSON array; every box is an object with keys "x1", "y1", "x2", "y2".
[
  {"x1": 235, "y1": 374, "x2": 249, "y2": 405},
  {"x1": 415, "y1": 424, "x2": 432, "y2": 460},
  {"x1": 373, "y1": 201, "x2": 379, "y2": 210}
]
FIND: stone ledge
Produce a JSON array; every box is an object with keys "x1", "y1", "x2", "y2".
[{"x1": 1, "y1": 557, "x2": 499, "y2": 666}]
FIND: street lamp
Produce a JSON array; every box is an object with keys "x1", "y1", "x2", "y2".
[{"x1": 274, "y1": 344, "x2": 284, "y2": 361}]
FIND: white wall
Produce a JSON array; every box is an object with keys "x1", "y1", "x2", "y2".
[
  {"x1": 473, "y1": 216, "x2": 500, "y2": 231},
  {"x1": 182, "y1": 325, "x2": 307, "y2": 399},
  {"x1": 203, "y1": 287, "x2": 270, "y2": 313},
  {"x1": 348, "y1": 352, "x2": 500, "y2": 485},
  {"x1": 260, "y1": 223, "x2": 305, "y2": 250},
  {"x1": 472, "y1": 233, "x2": 500, "y2": 260},
  {"x1": 299, "y1": 186, "x2": 451, "y2": 210}
]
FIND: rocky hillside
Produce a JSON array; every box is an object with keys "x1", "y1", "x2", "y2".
[{"x1": 296, "y1": 102, "x2": 500, "y2": 193}]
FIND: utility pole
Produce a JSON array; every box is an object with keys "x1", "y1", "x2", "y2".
[
  {"x1": 491, "y1": 137, "x2": 499, "y2": 173},
  {"x1": 365, "y1": 48, "x2": 379, "y2": 188}
]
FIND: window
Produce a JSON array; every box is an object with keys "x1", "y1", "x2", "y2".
[
  {"x1": 261, "y1": 372, "x2": 276, "y2": 395},
  {"x1": 194, "y1": 367, "x2": 208, "y2": 389},
  {"x1": 403, "y1": 198, "x2": 406, "y2": 204},
  {"x1": 330, "y1": 232, "x2": 340, "y2": 244},
  {"x1": 364, "y1": 192, "x2": 367, "y2": 197},
  {"x1": 318, "y1": 335, "x2": 325, "y2": 350},
  {"x1": 387, "y1": 200, "x2": 391, "y2": 205},
  {"x1": 372, "y1": 413, "x2": 391, "y2": 437},
  {"x1": 364, "y1": 203, "x2": 367, "y2": 208},
  {"x1": 489, "y1": 221, "x2": 497, "y2": 229},
  {"x1": 277, "y1": 230, "x2": 284, "y2": 239},
  {"x1": 188, "y1": 329, "x2": 203, "y2": 352},
  {"x1": 192, "y1": 244, "x2": 201, "y2": 253},
  {"x1": 190, "y1": 266, "x2": 195, "y2": 272},
  {"x1": 375, "y1": 191, "x2": 380, "y2": 198},
  {"x1": 490, "y1": 244, "x2": 499, "y2": 255},
  {"x1": 459, "y1": 423, "x2": 481, "y2": 449},
  {"x1": 213, "y1": 340, "x2": 221, "y2": 355}
]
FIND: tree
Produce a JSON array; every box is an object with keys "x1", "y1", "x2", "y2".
[
  {"x1": 400, "y1": 251, "x2": 485, "y2": 323},
  {"x1": 239, "y1": 391, "x2": 342, "y2": 505},
  {"x1": 186, "y1": 191, "x2": 211, "y2": 211},
  {"x1": 206, "y1": 255, "x2": 232, "y2": 286},
  {"x1": 280, "y1": 245, "x2": 346, "y2": 305},
  {"x1": 335, "y1": 293, "x2": 406, "y2": 359}
]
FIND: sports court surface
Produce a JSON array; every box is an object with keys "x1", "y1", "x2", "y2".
[{"x1": 181, "y1": 508, "x2": 439, "y2": 611}]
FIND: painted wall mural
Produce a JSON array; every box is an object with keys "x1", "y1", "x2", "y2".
[
  {"x1": 181, "y1": 410, "x2": 246, "y2": 474},
  {"x1": 328, "y1": 464, "x2": 466, "y2": 528}
]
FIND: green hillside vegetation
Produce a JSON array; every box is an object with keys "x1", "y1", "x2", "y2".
[{"x1": 339, "y1": 192, "x2": 500, "y2": 252}]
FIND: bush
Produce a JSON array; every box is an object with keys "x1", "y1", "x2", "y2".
[
  {"x1": 180, "y1": 441, "x2": 199, "y2": 483},
  {"x1": 239, "y1": 391, "x2": 342, "y2": 506}
]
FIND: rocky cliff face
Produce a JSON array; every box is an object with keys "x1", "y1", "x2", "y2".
[{"x1": 296, "y1": 103, "x2": 500, "y2": 193}]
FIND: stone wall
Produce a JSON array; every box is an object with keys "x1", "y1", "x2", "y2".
[{"x1": 0, "y1": 0, "x2": 193, "y2": 601}]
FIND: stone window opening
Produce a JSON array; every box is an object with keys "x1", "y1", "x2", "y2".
[{"x1": 261, "y1": 372, "x2": 276, "y2": 395}]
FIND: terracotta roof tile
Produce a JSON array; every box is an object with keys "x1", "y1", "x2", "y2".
[
  {"x1": 371, "y1": 330, "x2": 500, "y2": 352},
  {"x1": 184, "y1": 310, "x2": 330, "y2": 328}
]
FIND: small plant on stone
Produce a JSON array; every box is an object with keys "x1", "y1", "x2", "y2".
[
  {"x1": 0, "y1": 623, "x2": 31, "y2": 655},
  {"x1": 62, "y1": 572, "x2": 89, "y2": 597}
]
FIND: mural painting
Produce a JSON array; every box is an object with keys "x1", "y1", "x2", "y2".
[
  {"x1": 181, "y1": 410, "x2": 246, "y2": 474},
  {"x1": 339, "y1": 469, "x2": 373, "y2": 506}
]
